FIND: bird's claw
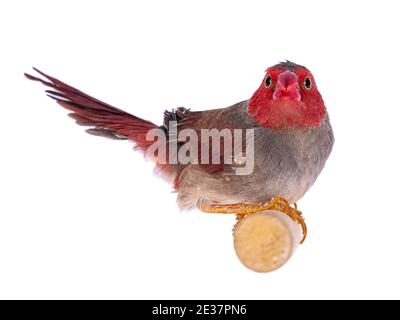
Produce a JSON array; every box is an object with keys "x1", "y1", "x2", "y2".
[{"x1": 200, "y1": 195, "x2": 307, "y2": 244}]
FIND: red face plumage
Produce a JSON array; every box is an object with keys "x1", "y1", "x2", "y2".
[{"x1": 248, "y1": 62, "x2": 327, "y2": 130}]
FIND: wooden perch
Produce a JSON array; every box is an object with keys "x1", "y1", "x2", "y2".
[{"x1": 233, "y1": 210, "x2": 303, "y2": 272}]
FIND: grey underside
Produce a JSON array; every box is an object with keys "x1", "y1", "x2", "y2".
[{"x1": 174, "y1": 101, "x2": 334, "y2": 210}]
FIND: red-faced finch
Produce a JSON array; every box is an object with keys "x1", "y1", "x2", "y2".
[{"x1": 25, "y1": 61, "x2": 334, "y2": 243}]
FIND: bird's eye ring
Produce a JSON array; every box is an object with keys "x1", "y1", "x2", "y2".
[
  {"x1": 304, "y1": 76, "x2": 312, "y2": 90},
  {"x1": 265, "y1": 74, "x2": 272, "y2": 88}
]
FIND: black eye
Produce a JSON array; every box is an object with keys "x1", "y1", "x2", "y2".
[
  {"x1": 265, "y1": 75, "x2": 272, "y2": 88},
  {"x1": 304, "y1": 76, "x2": 312, "y2": 90}
]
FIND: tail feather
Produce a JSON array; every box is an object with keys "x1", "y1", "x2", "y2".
[{"x1": 25, "y1": 68, "x2": 157, "y2": 148}]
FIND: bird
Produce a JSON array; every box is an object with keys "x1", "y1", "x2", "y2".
[{"x1": 25, "y1": 61, "x2": 334, "y2": 242}]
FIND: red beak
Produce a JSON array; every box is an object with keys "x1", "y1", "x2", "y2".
[{"x1": 273, "y1": 70, "x2": 301, "y2": 101}]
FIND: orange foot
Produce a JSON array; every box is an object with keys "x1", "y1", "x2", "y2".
[{"x1": 200, "y1": 196, "x2": 307, "y2": 244}]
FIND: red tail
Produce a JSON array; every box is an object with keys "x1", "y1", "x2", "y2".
[{"x1": 25, "y1": 68, "x2": 158, "y2": 152}]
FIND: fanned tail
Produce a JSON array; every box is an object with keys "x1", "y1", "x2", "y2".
[{"x1": 25, "y1": 68, "x2": 158, "y2": 151}]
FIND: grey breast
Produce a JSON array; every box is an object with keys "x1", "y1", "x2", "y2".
[{"x1": 246, "y1": 116, "x2": 334, "y2": 203}]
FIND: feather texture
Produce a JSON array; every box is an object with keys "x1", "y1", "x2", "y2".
[{"x1": 25, "y1": 68, "x2": 157, "y2": 150}]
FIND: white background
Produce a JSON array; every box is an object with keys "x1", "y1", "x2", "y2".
[{"x1": 1, "y1": 0, "x2": 399, "y2": 299}]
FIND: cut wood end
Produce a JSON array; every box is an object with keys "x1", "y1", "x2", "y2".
[{"x1": 233, "y1": 210, "x2": 302, "y2": 273}]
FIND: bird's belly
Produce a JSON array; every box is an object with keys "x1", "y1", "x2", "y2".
[
  {"x1": 264, "y1": 171, "x2": 316, "y2": 203},
  {"x1": 176, "y1": 163, "x2": 322, "y2": 209},
  {"x1": 231, "y1": 157, "x2": 323, "y2": 204}
]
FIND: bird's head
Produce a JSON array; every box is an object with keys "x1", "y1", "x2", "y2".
[{"x1": 248, "y1": 61, "x2": 326, "y2": 130}]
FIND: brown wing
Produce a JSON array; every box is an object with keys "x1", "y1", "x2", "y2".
[{"x1": 169, "y1": 102, "x2": 255, "y2": 186}]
